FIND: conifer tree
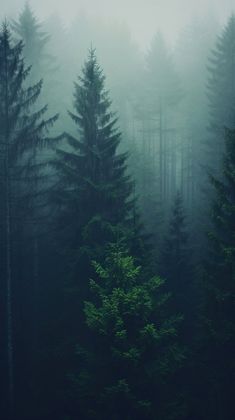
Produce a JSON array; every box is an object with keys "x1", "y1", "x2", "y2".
[
  {"x1": 0, "y1": 22, "x2": 58, "y2": 418},
  {"x1": 12, "y1": 2, "x2": 57, "y2": 115},
  {"x1": 73, "y1": 245, "x2": 185, "y2": 420},
  {"x1": 201, "y1": 128, "x2": 235, "y2": 420},
  {"x1": 54, "y1": 49, "x2": 134, "y2": 287},
  {"x1": 12, "y1": 3, "x2": 52, "y2": 82}
]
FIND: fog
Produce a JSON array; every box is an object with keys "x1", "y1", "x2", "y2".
[
  {"x1": 1, "y1": 1, "x2": 235, "y2": 420},
  {"x1": 2, "y1": 0, "x2": 235, "y2": 46}
]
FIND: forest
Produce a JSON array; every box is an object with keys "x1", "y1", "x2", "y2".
[{"x1": 0, "y1": 2, "x2": 235, "y2": 419}]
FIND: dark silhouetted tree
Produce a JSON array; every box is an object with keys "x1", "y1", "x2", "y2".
[
  {"x1": 0, "y1": 23, "x2": 58, "y2": 419},
  {"x1": 53, "y1": 49, "x2": 134, "y2": 291}
]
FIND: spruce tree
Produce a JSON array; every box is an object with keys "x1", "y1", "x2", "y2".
[
  {"x1": 11, "y1": 2, "x2": 57, "y2": 116},
  {"x1": 201, "y1": 128, "x2": 235, "y2": 420},
  {"x1": 54, "y1": 49, "x2": 133, "y2": 288},
  {"x1": 72, "y1": 245, "x2": 185, "y2": 420},
  {"x1": 12, "y1": 3, "x2": 52, "y2": 83},
  {"x1": 0, "y1": 22, "x2": 58, "y2": 419}
]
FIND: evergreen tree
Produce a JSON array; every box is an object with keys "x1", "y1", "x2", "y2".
[
  {"x1": 201, "y1": 128, "x2": 235, "y2": 420},
  {"x1": 50, "y1": 50, "x2": 147, "y2": 420},
  {"x1": 54, "y1": 49, "x2": 134, "y2": 290},
  {"x1": 0, "y1": 22, "x2": 58, "y2": 419},
  {"x1": 207, "y1": 14, "x2": 235, "y2": 176},
  {"x1": 72, "y1": 245, "x2": 185, "y2": 420},
  {"x1": 11, "y1": 2, "x2": 57, "y2": 116},
  {"x1": 12, "y1": 3, "x2": 52, "y2": 83}
]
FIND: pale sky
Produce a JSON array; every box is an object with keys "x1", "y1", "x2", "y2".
[{"x1": 2, "y1": 0, "x2": 235, "y2": 46}]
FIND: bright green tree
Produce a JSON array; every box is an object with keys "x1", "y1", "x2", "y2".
[{"x1": 72, "y1": 245, "x2": 185, "y2": 420}]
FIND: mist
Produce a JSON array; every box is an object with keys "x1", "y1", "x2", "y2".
[
  {"x1": 2, "y1": 0, "x2": 235, "y2": 46},
  {"x1": 1, "y1": 1, "x2": 235, "y2": 420}
]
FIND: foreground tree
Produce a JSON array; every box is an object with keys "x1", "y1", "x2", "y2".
[
  {"x1": 71, "y1": 245, "x2": 185, "y2": 420},
  {"x1": 0, "y1": 23, "x2": 58, "y2": 419}
]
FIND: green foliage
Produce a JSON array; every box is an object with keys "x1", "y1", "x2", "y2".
[{"x1": 73, "y1": 245, "x2": 184, "y2": 420}]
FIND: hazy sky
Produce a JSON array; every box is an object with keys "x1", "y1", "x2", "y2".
[{"x1": 2, "y1": 0, "x2": 235, "y2": 46}]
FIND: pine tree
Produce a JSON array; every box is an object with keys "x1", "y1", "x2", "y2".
[
  {"x1": 11, "y1": 2, "x2": 57, "y2": 116},
  {"x1": 54, "y1": 49, "x2": 134, "y2": 288},
  {"x1": 72, "y1": 244, "x2": 185, "y2": 420},
  {"x1": 201, "y1": 128, "x2": 235, "y2": 420},
  {"x1": 0, "y1": 22, "x2": 58, "y2": 418},
  {"x1": 207, "y1": 14, "x2": 235, "y2": 176},
  {"x1": 12, "y1": 3, "x2": 52, "y2": 83}
]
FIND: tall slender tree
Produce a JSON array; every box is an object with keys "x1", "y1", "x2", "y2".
[
  {"x1": 54, "y1": 49, "x2": 134, "y2": 290},
  {"x1": 0, "y1": 22, "x2": 58, "y2": 419}
]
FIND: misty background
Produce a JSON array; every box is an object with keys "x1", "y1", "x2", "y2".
[
  {"x1": 1, "y1": 1, "x2": 235, "y2": 419},
  {"x1": 2, "y1": 0, "x2": 235, "y2": 46}
]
